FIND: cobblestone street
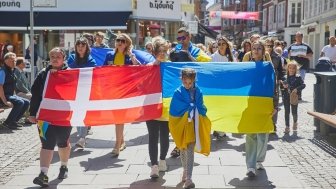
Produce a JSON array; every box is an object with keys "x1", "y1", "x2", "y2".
[{"x1": 1, "y1": 73, "x2": 336, "y2": 188}]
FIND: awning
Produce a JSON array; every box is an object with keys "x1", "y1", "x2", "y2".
[
  {"x1": 198, "y1": 23, "x2": 219, "y2": 39},
  {"x1": 0, "y1": 11, "x2": 131, "y2": 30}
]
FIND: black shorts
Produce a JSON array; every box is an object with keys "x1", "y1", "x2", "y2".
[{"x1": 38, "y1": 125, "x2": 72, "y2": 150}]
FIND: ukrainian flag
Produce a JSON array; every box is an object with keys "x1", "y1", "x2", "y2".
[
  {"x1": 161, "y1": 62, "x2": 275, "y2": 134},
  {"x1": 169, "y1": 85, "x2": 211, "y2": 156}
]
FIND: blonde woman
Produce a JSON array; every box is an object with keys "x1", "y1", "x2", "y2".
[{"x1": 104, "y1": 33, "x2": 140, "y2": 157}]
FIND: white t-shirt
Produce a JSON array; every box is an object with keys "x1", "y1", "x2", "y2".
[
  {"x1": 211, "y1": 51, "x2": 229, "y2": 62},
  {"x1": 321, "y1": 45, "x2": 336, "y2": 63}
]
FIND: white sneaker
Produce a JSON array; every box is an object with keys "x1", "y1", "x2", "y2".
[
  {"x1": 76, "y1": 138, "x2": 85, "y2": 148},
  {"x1": 150, "y1": 165, "x2": 159, "y2": 178},
  {"x1": 256, "y1": 162, "x2": 264, "y2": 170},
  {"x1": 159, "y1": 160, "x2": 167, "y2": 172},
  {"x1": 246, "y1": 168, "x2": 256, "y2": 177}
]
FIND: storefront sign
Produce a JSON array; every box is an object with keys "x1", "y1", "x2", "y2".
[
  {"x1": 0, "y1": 0, "x2": 131, "y2": 11},
  {"x1": 0, "y1": 0, "x2": 132, "y2": 30},
  {"x1": 133, "y1": 0, "x2": 181, "y2": 21}
]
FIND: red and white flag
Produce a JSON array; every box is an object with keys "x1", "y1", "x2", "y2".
[{"x1": 37, "y1": 65, "x2": 162, "y2": 126}]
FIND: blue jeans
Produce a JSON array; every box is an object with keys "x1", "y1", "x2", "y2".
[
  {"x1": 76, "y1": 127, "x2": 88, "y2": 138},
  {"x1": 245, "y1": 133, "x2": 269, "y2": 169},
  {"x1": 5, "y1": 95, "x2": 30, "y2": 124}
]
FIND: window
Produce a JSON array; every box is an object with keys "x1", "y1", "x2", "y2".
[
  {"x1": 309, "y1": 0, "x2": 313, "y2": 17},
  {"x1": 297, "y1": 2, "x2": 301, "y2": 23},
  {"x1": 331, "y1": 0, "x2": 335, "y2": 8},
  {"x1": 274, "y1": 5, "x2": 277, "y2": 22},
  {"x1": 324, "y1": 0, "x2": 328, "y2": 11},
  {"x1": 291, "y1": 3, "x2": 296, "y2": 23}
]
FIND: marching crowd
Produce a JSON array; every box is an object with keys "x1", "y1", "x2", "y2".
[{"x1": 1, "y1": 26, "x2": 336, "y2": 188}]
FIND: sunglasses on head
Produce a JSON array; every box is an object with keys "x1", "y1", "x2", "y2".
[
  {"x1": 116, "y1": 38, "x2": 126, "y2": 44},
  {"x1": 176, "y1": 36, "x2": 187, "y2": 41}
]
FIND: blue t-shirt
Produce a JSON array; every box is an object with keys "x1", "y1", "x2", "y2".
[{"x1": 0, "y1": 70, "x2": 5, "y2": 85}]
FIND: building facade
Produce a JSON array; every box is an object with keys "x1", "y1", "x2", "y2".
[
  {"x1": 262, "y1": 0, "x2": 287, "y2": 40},
  {"x1": 299, "y1": 0, "x2": 336, "y2": 68},
  {"x1": 0, "y1": 0, "x2": 132, "y2": 60}
]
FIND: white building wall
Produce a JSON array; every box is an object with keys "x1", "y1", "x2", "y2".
[{"x1": 300, "y1": 0, "x2": 336, "y2": 68}]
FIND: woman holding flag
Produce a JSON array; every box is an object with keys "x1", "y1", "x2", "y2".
[
  {"x1": 210, "y1": 36, "x2": 234, "y2": 140},
  {"x1": 245, "y1": 40, "x2": 277, "y2": 177},
  {"x1": 29, "y1": 47, "x2": 71, "y2": 187},
  {"x1": 145, "y1": 37, "x2": 170, "y2": 178},
  {"x1": 103, "y1": 33, "x2": 140, "y2": 157},
  {"x1": 67, "y1": 37, "x2": 97, "y2": 149}
]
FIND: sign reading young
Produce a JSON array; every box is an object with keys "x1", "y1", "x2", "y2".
[{"x1": 133, "y1": 0, "x2": 181, "y2": 21}]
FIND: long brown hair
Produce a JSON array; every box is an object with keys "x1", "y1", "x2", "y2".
[
  {"x1": 75, "y1": 37, "x2": 91, "y2": 64},
  {"x1": 116, "y1": 33, "x2": 133, "y2": 54},
  {"x1": 217, "y1": 36, "x2": 234, "y2": 62}
]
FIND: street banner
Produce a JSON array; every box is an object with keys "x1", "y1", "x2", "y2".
[
  {"x1": 37, "y1": 66, "x2": 162, "y2": 126},
  {"x1": 210, "y1": 11, "x2": 259, "y2": 20}
]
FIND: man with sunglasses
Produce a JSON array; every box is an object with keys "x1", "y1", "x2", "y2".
[{"x1": 169, "y1": 27, "x2": 211, "y2": 62}]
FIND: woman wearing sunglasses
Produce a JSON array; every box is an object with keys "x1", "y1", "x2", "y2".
[
  {"x1": 67, "y1": 37, "x2": 97, "y2": 149},
  {"x1": 103, "y1": 33, "x2": 140, "y2": 157},
  {"x1": 210, "y1": 36, "x2": 234, "y2": 140},
  {"x1": 244, "y1": 40, "x2": 277, "y2": 178}
]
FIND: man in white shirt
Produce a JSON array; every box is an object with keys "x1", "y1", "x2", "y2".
[{"x1": 320, "y1": 36, "x2": 336, "y2": 64}]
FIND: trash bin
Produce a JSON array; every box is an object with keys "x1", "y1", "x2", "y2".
[{"x1": 314, "y1": 72, "x2": 336, "y2": 135}]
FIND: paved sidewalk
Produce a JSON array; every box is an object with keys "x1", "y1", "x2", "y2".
[{"x1": 1, "y1": 73, "x2": 336, "y2": 189}]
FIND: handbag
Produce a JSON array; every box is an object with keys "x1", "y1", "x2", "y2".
[{"x1": 290, "y1": 91, "x2": 299, "y2": 105}]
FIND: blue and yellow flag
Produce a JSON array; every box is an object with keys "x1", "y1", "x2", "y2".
[
  {"x1": 37, "y1": 120, "x2": 49, "y2": 140},
  {"x1": 169, "y1": 85, "x2": 211, "y2": 156},
  {"x1": 161, "y1": 62, "x2": 275, "y2": 134}
]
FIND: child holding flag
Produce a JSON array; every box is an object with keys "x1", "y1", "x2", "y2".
[
  {"x1": 29, "y1": 47, "x2": 72, "y2": 187},
  {"x1": 169, "y1": 68, "x2": 211, "y2": 189}
]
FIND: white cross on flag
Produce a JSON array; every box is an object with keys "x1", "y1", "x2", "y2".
[{"x1": 37, "y1": 66, "x2": 163, "y2": 126}]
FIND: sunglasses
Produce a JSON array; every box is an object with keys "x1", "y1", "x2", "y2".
[
  {"x1": 218, "y1": 43, "x2": 227, "y2": 46},
  {"x1": 252, "y1": 47, "x2": 263, "y2": 51},
  {"x1": 116, "y1": 38, "x2": 126, "y2": 44},
  {"x1": 266, "y1": 45, "x2": 274, "y2": 48},
  {"x1": 176, "y1": 36, "x2": 187, "y2": 41},
  {"x1": 146, "y1": 47, "x2": 152, "y2": 50}
]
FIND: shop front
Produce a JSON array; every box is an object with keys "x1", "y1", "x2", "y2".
[
  {"x1": 0, "y1": 0, "x2": 132, "y2": 59},
  {"x1": 130, "y1": 0, "x2": 182, "y2": 49}
]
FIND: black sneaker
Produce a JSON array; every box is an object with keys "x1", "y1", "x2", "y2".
[
  {"x1": 3, "y1": 122, "x2": 21, "y2": 130},
  {"x1": 58, "y1": 165, "x2": 68, "y2": 179},
  {"x1": 33, "y1": 172, "x2": 49, "y2": 187}
]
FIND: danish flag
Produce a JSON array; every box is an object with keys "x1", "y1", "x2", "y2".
[{"x1": 37, "y1": 65, "x2": 163, "y2": 126}]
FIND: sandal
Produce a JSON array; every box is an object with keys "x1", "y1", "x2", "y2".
[
  {"x1": 120, "y1": 142, "x2": 126, "y2": 151},
  {"x1": 170, "y1": 147, "x2": 180, "y2": 158},
  {"x1": 284, "y1": 127, "x2": 290, "y2": 134},
  {"x1": 293, "y1": 122, "x2": 298, "y2": 131}
]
